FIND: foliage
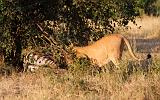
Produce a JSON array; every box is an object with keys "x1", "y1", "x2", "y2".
[
  {"x1": 68, "y1": 57, "x2": 101, "y2": 76},
  {"x1": 0, "y1": 0, "x2": 143, "y2": 70},
  {"x1": 137, "y1": 0, "x2": 160, "y2": 16},
  {"x1": 58, "y1": 0, "x2": 140, "y2": 45}
]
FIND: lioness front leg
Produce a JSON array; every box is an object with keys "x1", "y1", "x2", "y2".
[{"x1": 94, "y1": 58, "x2": 110, "y2": 67}]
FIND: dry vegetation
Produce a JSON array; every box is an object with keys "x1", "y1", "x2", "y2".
[
  {"x1": 0, "y1": 16, "x2": 160, "y2": 100},
  {"x1": 0, "y1": 61, "x2": 160, "y2": 100},
  {"x1": 122, "y1": 15, "x2": 160, "y2": 39}
]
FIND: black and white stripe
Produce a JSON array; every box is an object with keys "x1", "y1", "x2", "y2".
[{"x1": 23, "y1": 52, "x2": 56, "y2": 72}]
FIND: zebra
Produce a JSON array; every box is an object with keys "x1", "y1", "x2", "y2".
[{"x1": 23, "y1": 52, "x2": 56, "y2": 72}]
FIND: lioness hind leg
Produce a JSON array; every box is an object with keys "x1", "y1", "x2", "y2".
[{"x1": 110, "y1": 58, "x2": 120, "y2": 69}]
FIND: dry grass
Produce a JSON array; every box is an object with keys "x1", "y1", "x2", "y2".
[
  {"x1": 0, "y1": 61, "x2": 160, "y2": 100},
  {"x1": 122, "y1": 15, "x2": 160, "y2": 39}
]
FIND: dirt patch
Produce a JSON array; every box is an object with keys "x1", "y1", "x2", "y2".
[{"x1": 133, "y1": 38, "x2": 160, "y2": 53}]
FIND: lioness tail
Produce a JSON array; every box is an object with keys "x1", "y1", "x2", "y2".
[{"x1": 123, "y1": 36, "x2": 140, "y2": 61}]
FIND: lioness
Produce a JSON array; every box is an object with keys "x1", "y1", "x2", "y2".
[{"x1": 73, "y1": 34, "x2": 141, "y2": 68}]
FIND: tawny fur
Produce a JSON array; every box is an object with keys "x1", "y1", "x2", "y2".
[{"x1": 73, "y1": 34, "x2": 140, "y2": 67}]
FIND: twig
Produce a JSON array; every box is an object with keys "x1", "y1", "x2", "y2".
[
  {"x1": 32, "y1": 37, "x2": 37, "y2": 47},
  {"x1": 42, "y1": 34, "x2": 55, "y2": 46},
  {"x1": 36, "y1": 23, "x2": 72, "y2": 61},
  {"x1": 36, "y1": 24, "x2": 58, "y2": 46},
  {"x1": 36, "y1": 24, "x2": 48, "y2": 35}
]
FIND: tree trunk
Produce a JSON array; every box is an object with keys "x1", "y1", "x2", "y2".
[{"x1": 12, "y1": 35, "x2": 23, "y2": 72}]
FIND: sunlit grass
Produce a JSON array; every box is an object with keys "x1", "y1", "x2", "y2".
[
  {"x1": 0, "y1": 56, "x2": 160, "y2": 100},
  {"x1": 123, "y1": 15, "x2": 160, "y2": 39}
]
